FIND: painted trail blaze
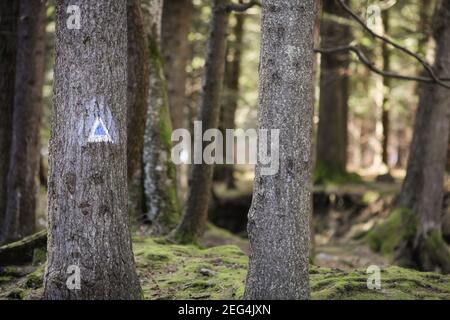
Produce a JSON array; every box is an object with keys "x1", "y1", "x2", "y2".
[{"x1": 88, "y1": 117, "x2": 113, "y2": 143}]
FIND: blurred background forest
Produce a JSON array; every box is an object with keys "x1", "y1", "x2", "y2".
[{"x1": 35, "y1": 0, "x2": 448, "y2": 239}]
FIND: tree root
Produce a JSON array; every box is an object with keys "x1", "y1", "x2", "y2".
[{"x1": 396, "y1": 231, "x2": 450, "y2": 275}]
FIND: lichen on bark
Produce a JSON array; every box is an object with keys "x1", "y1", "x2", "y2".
[{"x1": 142, "y1": 0, "x2": 181, "y2": 234}]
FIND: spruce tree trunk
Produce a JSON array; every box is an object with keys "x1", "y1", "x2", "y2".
[
  {"x1": 315, "y1": 0, "x2": 351, "y2": 179},
  {"x1": 174, "y1": 0, "x2": 229, "y2": 243},
  {"x1": 142, "y1": 0, "x2": 180, "y2": 233},
  {"x1": 381, "y1": 9, "x2": 391, "y2": 167},
  {"x1": 127, "y1": 0, "x2": 150, "y2": 184},
  {"x1": 161, "y1": 0, "x2": 192, "y2": 131},
  {"x1": 161, "y1": 0, "x2": 193, "y2": 203},
  {"x1": 396, "y1": 0, "x2": 450, "y2": 273},
  {"x1": 245, "y1": 0, "x2": 317, "y2": 299},
  {"x1": 44, "y1": 0, "x2": 141, "y2": 299},
  {"x1": 1, "y1": 0, "x2": 46, "y2": 244},
  {"x1": 0, "y1": 0, "x2": 19, "y2": 235},
  {"x1": 127, "y1": 0, "x2": 150, "y2": 222},
  {"x1": 216, "y1": 11, "x2": 245, "y2": 189}
]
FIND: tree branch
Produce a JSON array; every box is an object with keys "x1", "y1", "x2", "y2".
[
  {"x1": 336, "y1": 0, "x2": 450, "y2": 89},
  {"x1": 315, "y1": 45, "x2": 450, "y2": 85},
  {"x1": 227, "y1": 0, "x2": 260, "y2": 13}
]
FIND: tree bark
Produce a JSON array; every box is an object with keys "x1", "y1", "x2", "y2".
[
  {"x1": 161, "y1": 0, "x2": 193, "y2": 204},
  {"x1": 1, "y1": 0, "x2": 46, "y2": 244},
  {"x1": 315, "y1": 0, "x2": 351, "y2": 180},
  {"x1": 396, "y1": 0, "x2": 450, "y2": 273},
  {"x1": 0, "y1": 0, "x2": 19, "y2": 236},
  {"x1": 44, "y1": 0, "x2": 141, "y2": 299},
  {"x1": 215, "y1": 11, "x2": 245, "y2": 189},
  {"x1": 142, "y1": 0, "x2": 181, "y2": 233},
  {"x1": 245, "y1": 0, "x2": 317, "y2": 299},
  {"x1": 381, "y1": 9, "x2": 391, "y2": 167},
  {"x1": 174, "y1": 0, "x2": 229, "y2": 244},
  {"x1": 161, "y1": 0, "x2": 193, "y2": 131},
  {"x1": 127, "y1": 0, "x2": 150, "y2": 184}
]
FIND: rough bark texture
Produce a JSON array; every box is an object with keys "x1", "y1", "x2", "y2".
[
  {"x1": 44, "y1": 1, "x2": 141, "y2": 299},
  {"x1": 396, "y1": 0, "x2": 450, "y2": 273},
  {"x1": 1, "y1": 0, "x2": 46, "y2": 244},
  {"x1": 315, "y1": 0, "x2": 351, "y2": 178},
  {"x1": 142, "y1": 0, "x2": 181, "y2": 233},
  {"x1": 245, "y1": 0, "x2": 317, "y2": 299},
  {"x1": 215, "y1": 11, "x2": 245, "y2": 189},
  {"x1": 174, "y1": 0, "x2": 229, "y2": 244},
  {"x1": 127, "y1": 0, "x2": 150, "y2": 184},
  {"x1": 0, "y1": 0, "x2": 19, "y2": 235}
]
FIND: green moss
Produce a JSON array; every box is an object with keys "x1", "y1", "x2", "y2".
[
  {"x1": 417, "y1": 230, "x2": 450, "y2": 274},
  {"x1": 202, "y1": 223, "x2": 249, "y2": 250},
  {"x1": 364, "y1": 207, "x2": 417, "y2": 257},
  {"x1": 135, "y1": 237, "x2": 450, "y2": 300},
  {"x1": 7, "y1": 288, "x2": 26, "y2": 300},
  {"x1": 1, "y1": 234, "x2": 450, "y2": 300},
  {"x1": 310, "y1": 265, "x2": 450, "y2": 300},
  {"x1": 32, "y1": 248, "x2": 47, "y2": 266},
  {"x1": 0, "y1": 266, "x2": 22, "y2": 277},
  {"x1": 24, "y1": 271, "x2": 43, "y2": 289},
  {"x1": 147, "y1": 32, "x2": 181, "y2": 231},
  {"x1": 134, "y1": 237, "x2": 247, "y2": 299},
  {"x1": 0, "y1": 276, "x2": 12, "y2": 285},
  {"x1": 313, "y1": 163, "x2": 361, "y2": 185},
  {"x1": 171, "y1": 228, "x2": 200, "y2": 246}
]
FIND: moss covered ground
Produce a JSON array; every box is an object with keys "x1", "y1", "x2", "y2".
[{"x1": 1, "y1": 228, "x2": 450, "y2": 300}]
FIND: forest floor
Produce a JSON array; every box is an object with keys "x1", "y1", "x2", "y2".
[
  {"x1": 1, "y1": 173, "x2": 450, "y2": 300},
  {"x1": 1, "y1": 224, "x2": 450, "y2": 300}
]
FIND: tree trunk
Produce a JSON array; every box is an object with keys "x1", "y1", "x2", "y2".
[
  {"x1": 381, "y1": 9, "x2": 391, "y2": 167},
  {"x1": 245, "y1": 0, "x2": 317, "y2": 299},
  {"x1": 396, "y1": 0, "x2": 450, "y2": 274},
  {"x1": 315, "y1": 0, "x2": 351, "y2": 180},
  {"x1": 127, "y1": 0, "x2": 150, "y2": 184},
  {"x1": 161, "y1": 0, "x2": 192, "y2": 131},
  {"x1": 161, "y1": 0, "x2": 193, "y2": 203},
  {"x1": 215, "y1": 11, "x2": 245, "y2": 189},
  {"x1": 44, "y1": 0, "x2": 141, "y2": 299},
  {"x1": 0, "y1": 0, "x2": 19, "y2": 236},
  {"x1": 127, "y1": 0, "x2": 150, "y2": 223},
  {"x1": 142, "y1": 0, "x2": 181, "y2": 234},
  {"x1": 174, "y1": 0, "x2": 229, "y2": 244},
  {"x1": 1, "y1": 0, "x2": 46, "y2": 244}
]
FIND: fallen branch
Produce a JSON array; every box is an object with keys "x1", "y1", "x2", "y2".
[{"x1": 0, "y1": 230, "x2": 47, "y2": 266}]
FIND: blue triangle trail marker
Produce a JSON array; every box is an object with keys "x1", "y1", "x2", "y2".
[{"x1": 88, "y1": 117, "x2": 113, "y2": 143}]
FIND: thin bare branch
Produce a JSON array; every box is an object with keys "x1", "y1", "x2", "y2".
[
  {"x1": 227, "y1": 0, "x2": 260, "y2": 13},
  {"x1": 315, "y1": 45, "x2": 450, "y2": 86},
  {"x1": 336, "y1": 0, "x2": 450, "y2": 89}
]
